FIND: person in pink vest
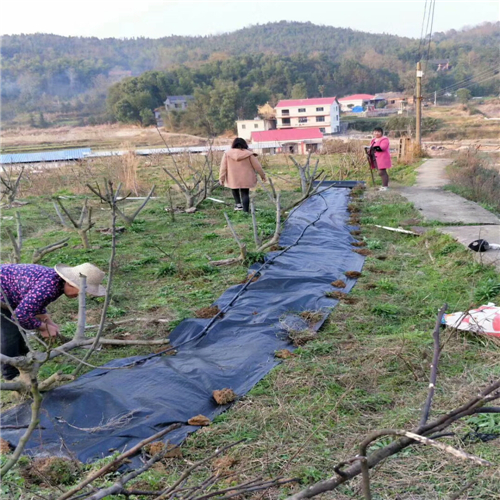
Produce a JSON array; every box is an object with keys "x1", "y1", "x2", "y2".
[{"x1": 370, "y1": 127, "x2": 392, "y2": 191}]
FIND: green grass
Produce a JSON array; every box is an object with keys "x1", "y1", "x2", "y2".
[{"x1": 2, "y1": 158, "x2": 499, "y2": 499}]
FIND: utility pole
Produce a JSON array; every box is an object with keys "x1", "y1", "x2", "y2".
[
  {"x1": 416, "y1": 61, "x2": 423, "y2": 146},
  {"x1": 434, "y1": 90, "x2": 437, "y2": 107}
]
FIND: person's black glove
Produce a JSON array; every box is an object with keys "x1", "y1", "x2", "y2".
[{"x1": 373, "y1": 146, "x2": 383, "y2": 152}]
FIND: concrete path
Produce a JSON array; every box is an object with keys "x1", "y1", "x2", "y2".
[{"x1": 397, "y1": 158, "x2": 500, "y2": 271}]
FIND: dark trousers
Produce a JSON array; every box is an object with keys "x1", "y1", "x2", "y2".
[
  {"x1": 231, "y1": 188, "x2": 250, "y2": 212},
  {"x1": 1, "y1": 310, "x2": 29, "y2": 380}
]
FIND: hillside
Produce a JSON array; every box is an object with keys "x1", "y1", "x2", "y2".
[{"x1": 1, "y1": 21, "x2": 498, "y2": 126}]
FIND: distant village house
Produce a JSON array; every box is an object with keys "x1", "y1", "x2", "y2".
[
  {"x1": 338, "y1": 94, "x2": 381, "y2": 112},
  {"x1": 236, "y1": 102, "x2": 277, "y2": 140},
  {"x1": 275, "y1": 97, "x2": 340, "y2": 134},
  {"x1": 250, "y1": 128, "x2": 323, "y2": 155},
  {"x1": 164, "y1": 95, "x2": 194, "y2": 112}
]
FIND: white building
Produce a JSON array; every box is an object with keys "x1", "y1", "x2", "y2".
[
  {"x1": 164, "y1": 95, "x2": 194, "y2": 112},
  {"x1": 250, "y1": 128, "x2": 323, "y2": 155},
  {"x1": 275, "y1": 97, "x2": 340, "y2": 134},
  {"x1": 236, "y1": 118, "x2": 275, "y2": 141},
  {"x1": 338, "y1": 94, "x2": 379, "y2": 112}
]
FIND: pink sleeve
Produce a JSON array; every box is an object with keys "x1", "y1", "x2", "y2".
[{"x1": 378, "y1": 138, "x2": 390, "y2": 151}]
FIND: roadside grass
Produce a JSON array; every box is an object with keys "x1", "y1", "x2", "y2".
[{"x1": 4, "y1": 160, "x2": 499, "y2": 498}]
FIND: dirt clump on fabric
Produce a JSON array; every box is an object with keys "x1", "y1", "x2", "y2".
[
  {"x1": 354, "y1": 248, "x2": 372, "y2": 256},
  {"x1": 288, "y1": 331, "x2": 316, "y2": 347},
  {"x1": 351, "y1": 241, "x2": 367, "y2": 247},
  {"x1": 325, "y1": 291, "x2": 358, "y2": 304},
  {"x1": 213, "y1": 388, "x2": 238, "y2": 405},
  {"x1": 331, "y1": 279, "x2": 347, "y2": 288},
  {"x1": 350, "y1": 230, "x2": 362, "y2": 236},
  {"x1": 300, "y1": 311, "x2": 324, "y2": 324},
  {"x1": 240, "y1": 272, "x2": 260, "y2": 284},
  {"x1": 0, "y1": 438, "x2": 12, "y2": 454},
  {"x1": 345, "y1": 271, "x2": 362, "y2": 279},
  {"x1": 275, "y1": 349, "x2": 297, "y2": 359},
  {"x1": 188, "y1": 414, "x2": 211, "y2": 426},
  {"x1": 195, "y1": 306, "x2": 222, "y2": 318}
]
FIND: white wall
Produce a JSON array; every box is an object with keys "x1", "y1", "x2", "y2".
[
  {"x1": 276, "y1": 102, "x2": 339, "y2": 134},
  {"x1": 236, "y1": 119, "x2": 269, "y2": 140}
]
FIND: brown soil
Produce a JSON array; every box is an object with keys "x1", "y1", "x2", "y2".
[
  {"x1": 300, "y1": 311, "x2": 324, "y2": 324},
  {"x1": 0, "y1": 438, "x2": 12, "y2": 454},
  {"x1": 345, "y1": 271, "x2": 362, "y2": 279},
  {"x1": 213, "y1": 388, "x2": 238, "y2": 405},
  {"x1": 362, "y1": 284, "x2": 377, "y2": 290},
  {"x1": 269, "y1": 245, "x2": 284, "y2": 251},
  {"x1": 213, "y1": 455, "x2": 238, "y2": 472},
  {"x1": 348, "y1": 217, "x2": 361, "y2": 225},
  {"x1": 326, "y1": 291, "x2": 358, "y2": 304},
  {"x1": 366, "y1": 266, "x2": 396, "y2": 275},
  {"x1": 376, "y1": 255, "x2": 388, "y2": 260},
  {"x1": 240, "y1": 272, "x2": 260, "y2": 284},
  {"x1": 331, "y1": 280, "x2": 347, "y2": 288},
  {"x1": 20, "y1": 457, "x2": 80, "y2": 487},
  {"x1": 354, "y1": 248, "x2": 372, "y2": 256},
  {"x1": 144, "y1": 442, "x2": 182, "y2": 458},
  {"x1": 275, "y1": 349, "x2": 297, "y2": 359},
  {"x1": 347, "y1": 203, "x2": 361, "y2": 213},
  {"x1": 195, "y1": 305, "x2": 222, "y2": 319},
  {"x1": 290, "y1": 332, "x2": 316, "y2": 347},
  {"x1": 351, "y1": 241, "x2": 367, "y2": 247},
  {"x1": 350, "y1": 230, "x2": 362, "y2": 236},
  {"x1": 188, "y1": 414, "x2": 211, "y2": 426}
]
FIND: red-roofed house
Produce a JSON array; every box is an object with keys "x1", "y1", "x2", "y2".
[
  {"x1": 275, "y1": 97, "x2": 340, "y2": 134},
  {"x1": 338, "y1": 94, "x2": 381, "y2": 112},
  {"x1": 250, "y1": 128, "x2": 323, "y2": 155}
]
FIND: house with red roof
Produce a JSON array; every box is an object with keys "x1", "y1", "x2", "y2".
[
  {"x1": 250, "y1": 128, "x2": 323, "y2": 155},
  {"x1": 275, "y1": 97, "x2": 340, "y2": 134}
]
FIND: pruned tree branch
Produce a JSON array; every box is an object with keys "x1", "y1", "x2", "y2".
[{"x1": 56, "y1": 423, "x2": 182, "y2": 500}]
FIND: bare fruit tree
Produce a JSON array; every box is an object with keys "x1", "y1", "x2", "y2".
[
  {"x1": 53, "y1": 197, "x2": 94, "y2": 249},
  {"x1": 4, "y1": 211, "x2": 70, "y2": 264},
  {"x1": 87, "y1": 180, "x2": 155, "y2": 226},
  {"x1": 0, "y1": 166, "x2": 25, "y2": 207}
]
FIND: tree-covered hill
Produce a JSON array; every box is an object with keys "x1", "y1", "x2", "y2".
[{"x1": 1, "y1": 21, "x2": 498, "y2": 126}]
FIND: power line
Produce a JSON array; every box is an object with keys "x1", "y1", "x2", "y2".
[
  {"x1": 417, "y1": 0, "x2": 428, "y2": 62},
  {"x1": 424, "y1": 0, "x2": 437, "y2": 75},
  {"x1": 423, "y1": 68, "x2": 498, "y2": 98},
  {"x1": 430, "y1": 71, "x2": 499, "y2": 99}
]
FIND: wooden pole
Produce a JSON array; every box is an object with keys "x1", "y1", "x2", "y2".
[{"x1": 416, "y1": 61, "x2": 423, "y2": 146}]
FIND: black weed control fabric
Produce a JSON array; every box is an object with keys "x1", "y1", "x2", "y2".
[{"x1": 1, "y1": 184, "x2": 365, "y2": 464}]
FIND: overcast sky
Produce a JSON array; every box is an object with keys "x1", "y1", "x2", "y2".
[{"x1": 0, "y1": 0, "x2": 498, "y2": 39}]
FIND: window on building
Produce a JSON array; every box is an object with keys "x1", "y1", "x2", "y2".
[
  {"x1": 316, "y1": 107, "x2": 324, "y2": 112},
  {"x1": 281, "y1": 109, "x2": 290, "y2": 116},
  {"x1": 241, "y1": 124, "x2": 246, "y2": 129},
  {"x1": 175, "y1": 103, "x2": 182, "y2": 109},
  {"x1": 319, "y1": 128, "x2": 326, "y2": 133},
  {"x1": 254, "y1": 124, "x2": 259, "y2": 128},
  {"x1": 299, "y1": 117, "x2": 308, "y2": 123},
  {"x1": 298, "y1": 108, "x2": 306, "y2": 113},
  {"x1": 316, "y1": 116, "x2": 325, "y2": 122},
  {"x1": 282, "y1": 118, "x2": 291, "y2": 125},
  {"x1": 336, "y1": 115, "x2": 339, "y2": 121}
]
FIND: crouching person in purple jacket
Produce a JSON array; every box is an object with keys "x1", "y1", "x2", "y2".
[{"x1": 1, "y1": 263, "x2": 106, "y2": 380}]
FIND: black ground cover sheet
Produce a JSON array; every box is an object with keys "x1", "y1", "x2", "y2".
[{"x1": 1, "y1": 184, "x2": 364, "y2": 463}]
